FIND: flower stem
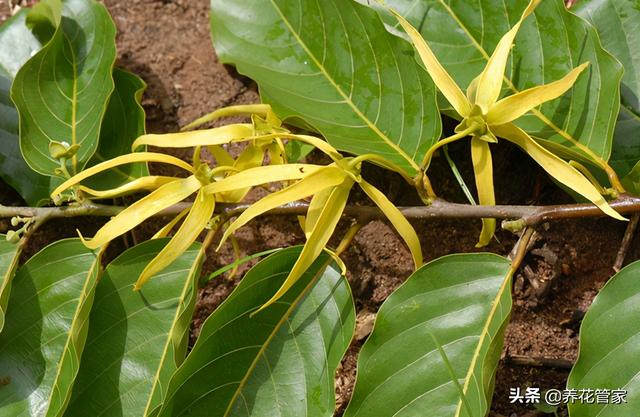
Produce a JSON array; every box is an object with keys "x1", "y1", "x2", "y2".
[{"x1": 420, "y1": 127, "x2": 475, "y2": 171}]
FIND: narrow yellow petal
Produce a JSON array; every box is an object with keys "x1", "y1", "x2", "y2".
[
  {"x1": 51, "y1": 153, "x2": 193, "y2": 197},
  {"x1": 474, "y1": 0, "x2": 541, "y2": 111},
  {"x1": 77, "y1": 176, "x2": 177, "y2": 199},
  {"x1": 203, "y1": 164, "x2": 323, "y2": 195},
  {"x1": 359, "y1": 179, "x2": 423, "y2": 267},
  {"x1": 151, "y1": 206, "x2": 190, "y2": 239},
  {"x1": 135, "y1": 190, "x2": 215, "y2": 289},
  {"x1": 131, "y1": 124, "x2": 254, "y2": 150},
  {"x1": 182, "y1": 104, "x2": 271, "y2": 131},
  {"x1": 207, "y1": 145, "x2": 235, "y2": 167},
  {"x1": 217, "y1": 166, "x2": 347, "y2": 249},
  {"x1": 487, "y1": 62, "x2": 589, "y2": 125},
  {"x1": 324, "y1": 247, "x2": 347, "y2": 277},
  {"x1": 305, "y1": 187, "x2": 334, "y2": 239},
  {"x1": 256, "y1": 180, "x2": 353, "y2": 313},
  {"x1": 264, "y1": 133, "x2": 343, "y2": 162},
  {"x1": 217, "y1": 144, "x2": 266, "y2": 202},
  {"x1": 470, "y1": 138, "x2": 496, "y2": 247},
  {"x1": 466, "y1": 74, "x2": 481, "y2": 104},
  {"x1": 81, "y1": 176, "x2": 201, "y2": 249},
  {"x1": 389, "y1": 9, "x2": 470, "y2": 117},
  {"x1": 494, "y1": 123, "x2": 625, "y2": 221},
  {"x1": 267, "y1": 142, "x2": 286, "y2": 165}
]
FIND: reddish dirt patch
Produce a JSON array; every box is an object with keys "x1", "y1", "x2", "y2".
[{"x1": 0, "y1": 1, "x2": 633, "y2": 416}]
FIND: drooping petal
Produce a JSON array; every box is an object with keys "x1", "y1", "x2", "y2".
[
  {"x1": 182, "y1": 104, "x2": 271, "y2": 131},
  {"x1": 474, "y1": 0, "x2": 541, "y2": 111},
  {"x1": 202, "y1": 163, "x2": 324, "y2": 195},
  {"x1": 466, "y1": 74, "x2": 481, "y2": 104},
  {"x1": 388, "y1": 9, "x2": 471, "y2": 117},
  {"x1": 131, "y1": 124, "x2": 255, "y2": 150},
  {"x1": 470, "y1": 138, "x2": 496, "y2": 247},
  {"x1": 305, "y1": 187, "x2": 334, "y2": 239},
  {"x1": 265, "y1": 133, "x2": 344, "y2": 162},
  {"x1": 216, "y1": 144, "x2": 266, "y2": 203},
  {"x1": 80, "y1": 175, "x2": 201, "y2": 249},
  {"x1": 207, "y1": 145, "x2": 235, "y2": 167},
  {"x1": 51, "y1": 152, "x2": 193, "y2": 197},
  {"x1": 151, "y1": 206, "x2": 190, "y2": 239},
  {"x1": 494, "y1": 123, "x2": 625, "y2": 221},
  {"x1": 267, "y1": 141, "x2": 286, "y2": 165},
  {"x1": 77, "y1": 176, "x2": 177, "y2": 199},
  {"x1": 256, "y1": 180, "x2": 354, "y2": 313},
  {"x1": 134, "y1": 189, "x2": 215, "y2": 289},
  {"x1": 217, "y1": 166, "x2": 347, "y2": 249},
  {"x1": 487, "y1": 62, "x2": 589, "y2": 125},
  {"x1": 358, "y1": 179, "x2": 423, "y2": 267}
]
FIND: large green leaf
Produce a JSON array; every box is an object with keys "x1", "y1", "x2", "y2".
[
  {"x1": 0, "y1": 235, "x2": 22, "y2": 333},
  {"x1": 64, "y1": 239, "x2": 202, "y2": 417},
  {"x1": 574, "y1": 0, "x2": 640, "y2": 186},
  {"x1": 158, "y1": 247, "x2": 355, "y2": 417},
  {"x1": 344, "y1": 253, "x2": 512, "y2": 417},
  {"x1": 567, "y1": 260, "x2": 640, "y2": 416},
  {"x1": 11, "y1": 0, "x2": 117, "y2": 176},
  {"x1": 0, "y1": 10, "x2": 52, "y2": 205},
  {"x1": 210, "y1": 0, "x2": 441, "y2": 176},
  {"x1": 0, "y1": 239, "x2": 100, "y2": 417},
  {"x1": 381, "y1": 0, "x2": 622, "y2": 171},
  {"x1": 83, "y1": 67, "x2": 148, "y2": 190}
]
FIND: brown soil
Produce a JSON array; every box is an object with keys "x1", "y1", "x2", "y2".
[{"x1": 1, "y1": 1, "x2": 633, "y2": 416}]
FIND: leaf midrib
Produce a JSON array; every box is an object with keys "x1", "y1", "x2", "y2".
[
  {"x1": 454, "y1": 266, "x2": 513, "y2": 417},
  {"x1": 143, "y1": 247, "x2": 203, "y2": 416},
  {"x1": 269, "y1": 0, "x2": 420, "y2": 173},
  {"x1": 222, "y1": 257, "x2": 333, "y2": 417},
  {"x1": 45, "y1": 249, "x2": 101, "y2": 416}
]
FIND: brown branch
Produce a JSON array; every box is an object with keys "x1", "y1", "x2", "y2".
[
  {"x1": 614, "y1": 213, "x2": 640, "y2": 272},
  {"x1": 505, "y1": 354, "x2": 574, "y2": 370},
  {"x1": 1, "y1": 194, "x2": 640, "y2": 226}
]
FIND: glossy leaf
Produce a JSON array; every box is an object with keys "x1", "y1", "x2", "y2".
[
  {"x1": 0, "y1": 239, "x2": 100, "y2": 417},
  {"x1": 382, "y1": 0, "x2": 622, "y2": 168},
  {"x1": 344, "y1": 253, "x2": 512, "y2": 417},
  {"x1": 11, "y1": 0, "x2": 117, "y2": 176},
  {"x1": 64, "y1": 239, "x2": 203, "y2": 417},
  {"x1": 0, "y1": 236, "x2": 21, "y2": 332},
  {"x1": 158, "y1": 247, "x2": 355, "y2": 417},
  {"x1": 0, "y1": 10, "x2": 51, "y2": 205},
  {"x1": 574, "y1": 0, "x2": 640, "y2": 184},
  {"x1": 210, "y1": 0, "x2": 441, "y2": 175},
  {"x1": 84, "y1": 68, "x2": 149, "y2": 189},
  {"x1": 567, "y1": 260, "x2": 640, "y2": 416}
]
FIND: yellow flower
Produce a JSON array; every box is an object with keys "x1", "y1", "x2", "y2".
[
  {"x1": 51, "y1": 123, "x2": 323, "y2": 289},
  {"x1": 388, "y1": 0, "x2": 624, "y2": 246},
  {"x1": 52, "y1": 105, "x2": 423, "y2": 307}
]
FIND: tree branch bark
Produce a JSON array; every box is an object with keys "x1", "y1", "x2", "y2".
[{"x1": 2, "y1": 194, "x2": 640, "y2": 226}]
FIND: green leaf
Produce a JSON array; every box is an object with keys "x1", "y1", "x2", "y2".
[
  {"x1": 64, "y1": 239, "x2": 203, "y2": 417},
  {"x1": 210, "y1": 0, "x2": 441, "y2": 176},
  {"x1": 574, "y1": 0, "x2": 640, "y2": 184},
  {"x1": 159, "y1": 247, "x2": 355, "y2": 417},
  {"x1": 11, "y1": 0, "x2": 117, "y2": 176},
  {"x1": 0, "y1": 235, "x2": 21, "y2": 332},
  {"x1": 285, "y1": 140, "x2": 315, "y2": 163},
  {"x1": 567, "y1": 259, "x2": 640, "y2": 417},
  {"x1": 381, "y1": 0, "x2": 622, "y2": 169},
  {"x1": 0, "y1": 9, "x2": 52, "y2": 205},
  {"x1": 344, "y1": 253, "x2": 512, "y2": 417},
  {"x1": 0, "y1": 239, "x2": 100, "y2": 417},
  {"x1": 84, "y1": 67, "x2": 149, "y2": 190}
]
